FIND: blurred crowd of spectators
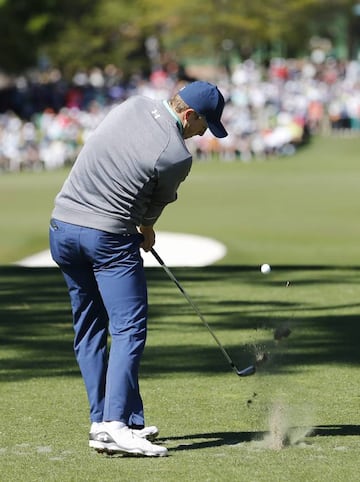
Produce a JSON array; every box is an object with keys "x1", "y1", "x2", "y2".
[{"x1": 0, "y1": 57, "x2": 359, "y2": 172}]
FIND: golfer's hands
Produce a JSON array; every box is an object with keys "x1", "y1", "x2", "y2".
[{"x1": 139, "y1": 224, "x2": 155, "y2": 252}]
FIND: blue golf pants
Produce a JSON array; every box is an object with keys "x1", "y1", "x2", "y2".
[{"x1": 49, "y1": 219, "x2": 147, "y2": 426}]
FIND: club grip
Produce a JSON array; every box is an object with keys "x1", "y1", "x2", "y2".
[{"x1": 150, "y1": 248, "x2": 164, "y2": 266}]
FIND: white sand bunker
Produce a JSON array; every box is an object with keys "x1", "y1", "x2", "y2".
[{"x1": 16, "y1": 231, "x2": 227, "y2": 268}]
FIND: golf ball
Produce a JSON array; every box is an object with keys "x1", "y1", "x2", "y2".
[{"x1": 261, "y1": 263, "x2": 271, "y2": 274}]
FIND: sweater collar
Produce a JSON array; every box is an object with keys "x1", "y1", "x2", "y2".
[{"x1": 163, "y1": 100, "x2": 184, "y2": 135}]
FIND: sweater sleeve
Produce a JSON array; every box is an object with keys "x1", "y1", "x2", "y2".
[{"x1": 141, "y1": 152, "x2": 192, "y2": 226}]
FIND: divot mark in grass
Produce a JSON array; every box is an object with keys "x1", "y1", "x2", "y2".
[
  {"x1": 235, "y1": 401, "x2": 314, "y2": 451},
  {"x1": 36, "y1": 446, "x2": 53, "y2": 454},
  {"x1": 264, "y1": 401, "x2": 313, "y2": 450}
]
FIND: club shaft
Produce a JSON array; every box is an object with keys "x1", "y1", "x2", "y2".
[{"x1": 150, "y1": 248, "x2": 238, "y2": 372}]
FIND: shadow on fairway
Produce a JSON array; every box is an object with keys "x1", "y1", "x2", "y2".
[
  {"x1": 311, "y1": 425, "x2": 360, "y2": 436},
  {"x1": 160, "y1": 424, "x2": 360, "y2": 451},
  {"x1": 1, "y1": 265, "x2": 359, "y2": 381},
  {"x1": 0, "y1": 266, "x2": 76, "y2": 381}
]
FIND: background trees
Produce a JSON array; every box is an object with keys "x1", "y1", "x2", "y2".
[{"x1": 0, "y1": 0, "x2": 358, "y2": 76}]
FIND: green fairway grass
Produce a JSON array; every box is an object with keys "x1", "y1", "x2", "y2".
[
  {"x1": 0, "y1": 136, "x2": 359, "y2": 481},
  {"x1": 1, "y1": 135, "x2": 360, "y2": 266},
  {"x1": 0, "y1": 265, "x2": 359, "y2": 481}
]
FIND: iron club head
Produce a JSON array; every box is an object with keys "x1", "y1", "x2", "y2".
[{"x1": 236, "y1": 364, "x2": 256, "y2": 377}]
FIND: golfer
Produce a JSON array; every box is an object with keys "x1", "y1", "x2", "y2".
[{"x1": 49, "y1": 80, "x2": 228, "y2": 457}]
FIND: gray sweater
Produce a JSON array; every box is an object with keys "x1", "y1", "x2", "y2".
[{"x1": 52, "y1": 96, "x2": 192, "y2": 234}]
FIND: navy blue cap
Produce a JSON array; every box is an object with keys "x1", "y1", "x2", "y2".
[{"x1": 178, "y1": 81, "x2": 228, "y2": 138}]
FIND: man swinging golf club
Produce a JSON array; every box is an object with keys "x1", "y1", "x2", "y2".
[{"x1": 49, "y1": 81, "x2": 228, "y2": 457}]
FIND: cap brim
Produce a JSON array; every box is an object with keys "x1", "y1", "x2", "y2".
[{"x1": 207, "y1": 120, "x2": 228, "y2": 138}]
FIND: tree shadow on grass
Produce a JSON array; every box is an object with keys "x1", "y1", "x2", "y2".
[
  {"x1": 0, "y1": 267, "x2": 77, "y2": 381},
  {"x1": 159, "y1": 425, "x2": 360, "y2": 452},
  {"x1": 0, "y1": 265, "x2": 359, "y2": 382}
]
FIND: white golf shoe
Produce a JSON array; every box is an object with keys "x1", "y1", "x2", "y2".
[
  {"x1": 90, "y1": 422, "x2": 159, "y2": 441},
  {"x1": 131, "y1": 425, "x2": 159, "y2": 441},
  {"x1": 89, "y1": 422, "x2": 167, "y2": 457}
]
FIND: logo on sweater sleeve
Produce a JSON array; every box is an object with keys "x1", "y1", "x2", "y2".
[{"x1": 151, "y1": 109, "x2": 160, "y2": 119}]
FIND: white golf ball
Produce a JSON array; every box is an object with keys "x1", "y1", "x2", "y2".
[{"x1": 260, "y1": 263, "x2": 271, "y2": 274}]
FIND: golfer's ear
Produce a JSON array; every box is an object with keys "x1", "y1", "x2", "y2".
[{"x1": 184, "y1": 109, "x2": 195, "y2": 121}]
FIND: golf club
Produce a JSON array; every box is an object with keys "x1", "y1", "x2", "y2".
[{"x1": 150, "y1": 248, "x2": 256, "y2": 377}]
